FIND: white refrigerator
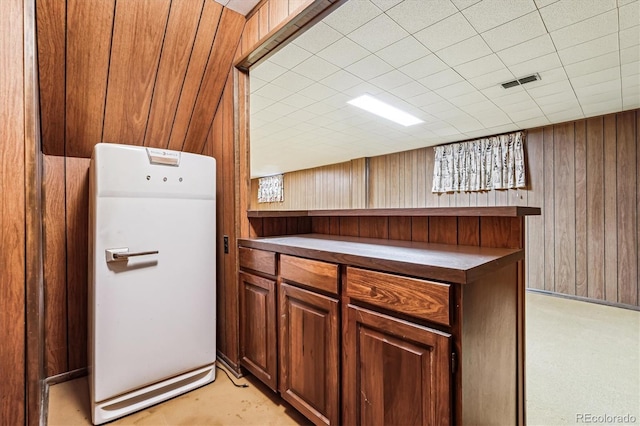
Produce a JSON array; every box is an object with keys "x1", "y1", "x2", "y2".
[{"x1": 88, "y1": 143, "x2": 216, "y2": 425}]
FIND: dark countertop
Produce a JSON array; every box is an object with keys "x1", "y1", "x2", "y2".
[{"x1": 238, "y1": 234, "x2": 523, "y2": 284}]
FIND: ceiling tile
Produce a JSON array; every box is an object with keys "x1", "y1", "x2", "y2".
[
  {"x1": 468, "y1": 68, "x2": 515, "y2": 89},
  {"x1": 550, "y1": 10, "x2": 618, "y2": 50},
  {"x1": 507, "y1": 106, "x2": 545, "y2": 122},
  {"x1": 489, "y1": 89, "x2": 532, "y2": 106},
  {"x1": 534, "y1": 0, "x2": 560, "y2": 7},
  {"x1": 461, "y1": 100, "x2": 501, "y2": 115},
  {"x1": 249, "y1": 76, "x2": 268, "y2": 93},
  {"x1": 622, "y1": 74, "x2": 640, "y2": 89},
  {"x1": 322, "y1": 0, "x2": 382, "y2": 34},
  {"x1": 564, "y1": 51, "x2": 620, "y2": 78},
  {"x1": 451, "y1": 0, "x2": 482, "y2": 10},
  {"x1": 475, "y1": 110, "x2": 513, "y2": 127},
  {"x1": 320, "y1": 70, "x2": 364, "y2": 92},
  {"x1": 434, "y1": 81, "x2": 476, "y2": 98},
  {"x1": 539, "y1": 100, "x2": 581, "y2": 114},
  {"x1": 343, "y1": 82, "x2": 386, "y2": 97},
  {"x1": 454, "y1": 54, "x2": 505, "y2": 79},
  {"x1": 254, "y1": 83, "x2": 293, "y2": 101},
  {"x1": 250, "y1": 94, "x2": 275, "y2": 114},
  {"x1": 418, "y1": 68, "x2": 464, "y2": 90},
  {"x1": 346, "y1": 54, "x2": 394, "y2": 80},
  {"x1": 280, "y1": 93, "x2": 316, "y2": 109},
  {"x1": 526, "y1": 80, "x2": 573, "y2": 98},
  {"x1": 618, "y1": 0, "x2": 637, "y2": 6},
  {"x1": 422, "y1": 99, "x2": 457, "y2": 114},
  {"x1": 462, "y1": 0, "x2": 536, "y2": 33},
  {"x1": 386, "y1": 0, "x2": 458, "y2": 33},
  {"x1": 267, "y1": 44, "x2": 313, "y2": 69},
  {"x1": 414, "y1": 13, "x2": 477, "y2": 52},
  {"x1": 581, "y1": 98, "x2": 623, "y2": 116},
  {"x1": 577, "y1": 90, "x2": 622, "y2": 104},
  {"x1": 390, "y1": 80, "x2": 430, "y2": 99},
  {"x1": 376, "y1": 36, "x2": 431, "y2": 68},
  {"x1": 449, "y1": 91, "x2": 488, "y2": 107},
  {"x1": 619, "y1": 25, "x2": 640, "y2": 49},
  {"x1": 436, "y1": 35, "x2": 492, "y2": 67},
  {"x1": 622, "y1": 61, "x2": 640, "y2": 76},
  {"x1": 538, "y1": 0, "x2": 616, "y2": 31},
  {"x1": 619, "y1": 1, "x2": 640, "y2": 29},
  {"x1": 481, "y1": 11, "x2": 547, "y2": 52},
  {"x1": 250, "y1": 61, "x2": 287, "y2": 81},
  {"x1": 292, "y1": 22, "x2": 342, "y2": 54},
  {"x1": 407, "y1": 91, "x2": 445, "y2": 107},
  {"x1": 574, "y1": 77, "x2": 621, "y2": 97},
  {"x1": 263, "y1": 102, "x2": 297, "y2": 117},
  {"x1": 556, "y1": 33, "x2": 619, "y2": 65},
  {"x1": 514, "y1": 116, "x2": 551, "y2": 128},
  {"x1": 292, "y1": 56, "x2": 340, "y2": 82},
  {"x1": 348, "y1": 14, "x2": 409, "y2": 52},
  {"x1": 271, "y1": 71, "x2": 314, "y2": 92},
  {"x1": 497, "y1": 34, "x2": 556, "y2": 67},
  {"x1": 297, "y1": 83, "x2": 338, "y2": 101},
  {"x1": 370, "y1": 0, "x2": 403, "y2": 11},
  {"x1": 399, "y1": 54, "x2": 449, "y2": 80},
  {"x1": 620, "y1": 45, "x2": 640, "y2": 64},
  {"x1": 317, "y1": 37, "x2": 370, "y2": 68},
  {"x1": 534, "y1": 89, "x2": 578, "y2": 106},
  {"x1": 507, "y1": 52, "x2": 562, "y2": 77},
  {"x1": 481, "y1": 83, "x2": 524, "y2": 100},
  {"x1": 532, "y1": 67, "x2": 570, "y2": 86},
  {"x1": 370, "y1": 69, "x2": 414, "y2": 90},
  {"x1": 571, "y1": 66, "x2": 621, "y2": 88}
]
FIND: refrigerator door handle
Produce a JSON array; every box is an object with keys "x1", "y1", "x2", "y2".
[{"x1": 106, "y1": 248, "x2": 159, "y2": 263}]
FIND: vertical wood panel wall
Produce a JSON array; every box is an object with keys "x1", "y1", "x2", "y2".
[
  {"x1": 250, "y1": 109, "x2": 639, "y2": 307},
  {"x1": 38, "y1": 0, "x2": 246, "y2": 378}
]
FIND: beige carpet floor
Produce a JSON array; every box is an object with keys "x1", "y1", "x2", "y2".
[{"x1": 48, "y1": 292, "x2": 639, "y2": 425}]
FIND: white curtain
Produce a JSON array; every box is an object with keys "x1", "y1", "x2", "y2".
[
  {"x1": 258, "y1": 174, "x2": 284, "y2": 203},
  {"x1": 432, "y1": 131, "x2": 526, "y2": 193}
]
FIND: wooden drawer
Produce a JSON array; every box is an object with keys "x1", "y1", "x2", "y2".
[
  {"x1": 239, "y1": 247, "x2": 276, "y2": 276},
  {"x1": 346, "y1": 267, "x2": 451, "y2": 327},
  {"x1": 280, "y1": 254, "x2": 338, "y2": 295}
]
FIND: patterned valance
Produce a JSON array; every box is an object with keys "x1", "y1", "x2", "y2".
[
  {"x1": 432, "y1": 131, "x2": 526, "y2": 193},
  {"x1": 258, "y1": 174, "x2": 284, "y2": 203}
]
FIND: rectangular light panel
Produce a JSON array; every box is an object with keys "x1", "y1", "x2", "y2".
[{"x1": 347, "y1": 94, "x2": 423, "y2": 126}]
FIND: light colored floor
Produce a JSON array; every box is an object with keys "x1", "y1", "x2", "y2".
[{"x1": 48, "y1": 292, "x2": 639, "y2": 425}]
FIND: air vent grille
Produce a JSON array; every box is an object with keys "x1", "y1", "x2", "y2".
[{"x1": 501, "y1": 73, "x2": 540, "y2": 89}]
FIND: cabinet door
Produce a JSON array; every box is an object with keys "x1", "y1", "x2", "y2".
[
  {"x1": 343, "y1": 304, "x2": 452, "y2": 426},
  {"x1": 239, "y1": 271, "x2": 277, "y2": 390},
  {"x1": 279, "y1": 282, "x2": 339, "y2": 426}
]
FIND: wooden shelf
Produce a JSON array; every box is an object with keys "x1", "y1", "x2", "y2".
[
  {"x1": 238, "y1": 234, "x2": 524, "y2": 284},
  {"x1": 247, "y1": 206, "x2": 541, "y2": 218}
]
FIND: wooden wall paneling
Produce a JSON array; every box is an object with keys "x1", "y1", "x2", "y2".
[
  {"x1": 414, "y1": 148, "x2": 426, "y2": 207},
  {"x1": 258, "y1": 3, "x2": 270, "y2": 38},
  {"x1": 340, "y1": 217, "x2": 359, "y2": 237},
  {"x1": 553, "y1": 122, "x2": 576, "y2": 294},
  {"x1": 65, "y1": 0, "x2": 115, "y2": 158},
  {"x1": 1, "y1": 0, "x2": 26, "y2": 421},
  {"x1": 65, "y1": 157, "x2": 90, "y2": 370},
  {"x1": 358, "y1": 217, "x2": 389, "y2": 239},
  {"x1": 411, "y1": 217, "x2": 429, "y2": 242},
  {"x1": 543, "y1": 125, "x2": 555, "y2": 292},
  {"x1": 369, "y1": 155, "x2": 385, "y2": 208},
  {"x1": 264, "y1": 217, "x2": 288, "y2": 236},
  {"x1": 616, "y1": 111, "x2": 637, "y2": 305},
  {"x1": 525, "y1": 128, "x2": 545, "y2": 290},
  {"x1": 429, "y1": 217, "x2": 457, "y2": 245},
  {"x1": 182, "y1": 8, "x2": 245, "y2": 154},
  {"x1": 289, "y1": 0, "x2": 309, "y2": 13},
  {"x1": 312, "y1": 217, "x2": 330, "y2": 234},
  {"x1": 329, "y1": 217, "x2": 341, "y2": 235},
  {"x1": 586, "y1": 117, "x2": 605, "y2": 300},
  {"x1": 387, "y1": 153, "x2": 400, "y2": 208},
  {"x1": 480, "y1": 217, "x2": 523, "y2": 249},
  {"x1": 222, "y1": 74, "x2": 240, "y2": 364},
  {"x1": 102, "y1": 0, "x2": 171, "y2": 146},
  {"x1": 389, "y1": 217, "x2": 412, "y2": 241},
  {"x1": 325, "y1": 164, "x2": 336, "y2": 209},
  {"x1": 637, "y1": 111, "x2": 640, "y2": 305},
  {"x1": 269, "y1": 0, "x2": 289, "y2": 29},
  {"x1": 574, "y1": 120, "x2": 588, "y2": 297},
  {"x1": 241, "y1": 11, "x2": 259, "y2": 55},
  {"x1": 457, "y1": 217, "x2": 480, "y2": 246},
  {"x1": 306, "y1": 167, "x2": 316, "y2": 209},
  {"x1": 168, "y1": 0, "x2": 223, "y2": 151},
  {"x1": 36, "y1": 0, "x2": 65, "y2": 156},
  {"x1": 350, "y1": 158, "x2": 366, "y2": 208},
  {"x1": 603, "y1": 114, "x2": 618, "y2": 302},
  {"x1": 43, "y1": 156, "x2": 67, "y2": 377},
  {"x1": 143, "y1": 0, "x2": 203, "y2": 149},
  {"x1": 250, "y1": 218, "x2": 264, "y2": 238},
  {"x1": 424, "y1": 147, "x2": 438, "y2": 207}
]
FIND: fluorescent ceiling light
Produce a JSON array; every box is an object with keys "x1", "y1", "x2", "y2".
[{"x1": 347, "y1": 94, "x2": 423, "y2": 126}]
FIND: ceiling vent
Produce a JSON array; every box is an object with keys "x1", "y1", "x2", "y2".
[{"x1": 501, "y1": 73, "x2": 540, "y2": 89}]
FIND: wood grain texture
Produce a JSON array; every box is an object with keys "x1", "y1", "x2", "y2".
[
  {"x1": 102, "y1": 0, "x2": 171, "y2": 146},
  {"x1": 575, "y1": 120, "x2": 587, "y2": 297},
  {"x1": 429, "y1": 216, "x2": 457, "y2": 245},
  {"x1": 543, "y1": 125, "x2": 555, "y2": 292},
  {"x1": 389, "y1": 216, "x2": 412, "y2": 241},
  {"x1": 525, "y1": 128, "x2": 544, "y2": 290},
  {"x1": 143, "y1": 0, "x2": 203, "y2": 149},
  {"x1": 553, "y1": 122, "x2": 576, "y2": 295},
  {"x1": 279, "y1": 282, "x2": 339, "y2": 425},
  {"x1": 239, "y1": 247, "x2": 276, "y2": 275},
  {"x1": 280, "y1": 254, "x2": 338, "y2": 295},
  {"x1": 269, "y1": 0, "x2": 289, "y2": 30},
  {"x1": 0, "y1": 0, "x2": 26, "y2": 421},
  {"x1": 36, "y1": 0, "x2": 65, "y2": 156},
  {"x1": 604, "y1": 114, "x2": 618, "y2": 302},
  {"x1": 411, "y1": 217, "x2": 429, "y2": 242},
  {"x1": 43, "y1": 156, "x2": 68, "y2": 377},
  {"x1": 168, "y1": 0, "x2": 223, "y2": 151},
  {"x1": 616, "y1": 111, "x2": 637, "y2": 305},
  {"x1": 586, "y1": 117, "x2": 605, "y2": 300},
  {"x1": 65, "y1": 0, "x2": 115, "y2": 158},
  {"x1": 65, "y1": 158, "x2": 90, "y2": 370},
  {"x1": 182, "y1": 8, "x2": 244, "y2": 153},
  {"x1": 346, "y1": 267, "x2": 451, "y2": 326},
  {"x1": 258, "y1": 3, "x2": 270, "y2": 38},
  {"x1": 359, "y1": 217, "x2": 389, "y2": 239}
]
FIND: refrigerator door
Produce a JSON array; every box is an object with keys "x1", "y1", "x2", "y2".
[{"x1": 90, "y1": 143, "x2": 216, "y2": 403}]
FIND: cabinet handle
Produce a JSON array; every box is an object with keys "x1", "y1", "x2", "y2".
[{"x1": 106, "y1": 248, "x2": 159, "y2": 263}]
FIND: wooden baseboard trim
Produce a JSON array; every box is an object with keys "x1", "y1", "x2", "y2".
[
  {"x1": 526, "y1": 288, "x2": 640, "y2": 312},
  {"x1": 216, "y1": 354, "x2": 243, "y2": 378},
  {"x1": 42, "y1": 368, "x2": 88, "y2": 424}
]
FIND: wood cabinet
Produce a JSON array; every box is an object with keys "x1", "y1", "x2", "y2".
[
  {"x1": 238, "y1": 264, "x2": 277, "y2": 390},
  {"x1": 343, "y1": 304, "x2": 451, "y2": 426},
  {"x1": 279, "y1": 283, "x2": 339, "y2": 426}
]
